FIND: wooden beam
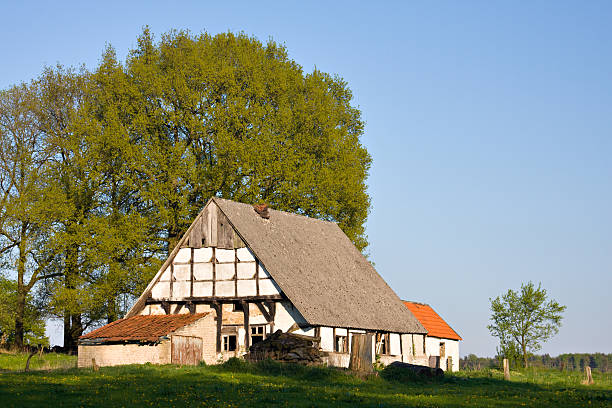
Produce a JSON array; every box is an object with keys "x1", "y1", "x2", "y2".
[
  {"x1": 242, "y1": 301, "x2": 250, "y2": 351},
  {"x1": 161, "y1": 300, "x2": 170, "y2": 315},
  {"x1": 234, "y1": 249, "x2": 238, "y2": 297},
  {"x1": 169, "y1": 263, "x2": 174, "y2": 299},
  {"x1": 186, "y1": 301, "x2": 196, "y2": 314},
  {"x1": 255, "y1": 262, "x2": 260, "y2": 296},
  {"x1": 209, "y1": 203, "x2": 218, "y2": 247},
  {"x1": 145, "y1": 295, "x2": 284, "y2": 305},
  {"x1": 255, "y1": 302, "x2": 272, "y2": 322},
  {"x1": 266, "y1": 301, "x2": 276, "y2": 333},
  {"x1": 212, "y1": 247, "x2": 216, "y2": 296},
  {"x1": 189, "y1": 218, "x2": 202, "y2": 248},
  {"x1": 190, "y1": 248, "x2": 194, "y2": 297},
  {"x1": 217, "y1": 211, "x2": 234, "y2": 249},
  {"x1": 211, "y1": 302, "x2": 222, "y2": 353}
]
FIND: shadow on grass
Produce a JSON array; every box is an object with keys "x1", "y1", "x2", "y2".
[{"x1": 0, "y1": 360, "x2": 610, "y2": 408}]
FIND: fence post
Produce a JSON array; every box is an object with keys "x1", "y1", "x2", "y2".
[
  {"x1": 582, "y1": 366, "x2": 593, "y2": 385},
  {"x1": 503, "y1": 358, "x2": 510, "y2": 380}
]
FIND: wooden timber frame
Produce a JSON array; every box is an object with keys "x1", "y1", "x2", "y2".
[
  {"x1": 127, "y1": 198, "x2": 251, "y2": 319},
  {"x1": 147, "y1": 296, "x2": 283, "y2": 353}
]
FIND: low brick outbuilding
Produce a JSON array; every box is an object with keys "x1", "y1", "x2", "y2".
[{"x1": 78, "y1": 313, "x2": 216, "y2": 367}]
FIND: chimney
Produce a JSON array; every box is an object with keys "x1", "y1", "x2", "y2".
[{"x1": 253, "y1": 203, "x2": 270, "y2": 219}]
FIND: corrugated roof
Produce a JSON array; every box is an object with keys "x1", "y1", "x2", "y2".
[
  {"x1": 403, "y1": 301, "x2": 461, "y2": 340},
  {"x1": 214, "y1": 198, "x2": 426, "y2": 334},
  {"x1": 79, "y1": 313, "x2": 209, "y2": 343}
]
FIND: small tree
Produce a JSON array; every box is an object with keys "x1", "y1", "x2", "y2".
[{"x1": 488, "y1": 281, "x2": 566, "y2": 368}]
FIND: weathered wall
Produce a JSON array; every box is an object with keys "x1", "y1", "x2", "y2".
[
  {"x1": 150, "y1": 246, "x2": 282, "y2": 300},
  {"x1": 148, "y1": 202, "x2": 283, "y2": 302},
  {"x1": 78, "y1": 342, "x2": 171, "y2": 368},
  {"x1": 172, "y1": 313, "x2": 217, "y2": 365},
  {"x1": 273, "y1": 301, "x2": 311, "y2": 335},
  {"x1": 425, "y1": 336, "x2": 459, "y2": 372}
]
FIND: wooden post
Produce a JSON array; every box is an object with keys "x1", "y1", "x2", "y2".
[
  {"x1": 242, "y1": 301, "x2": 250, "y2": 351},
  {"x1": 503, "y1": 358, "x2": 510, "y2": 380},
  {"x1": 92, "y1": 358, "x2": 99, "y2": 372},
  {"x1": 349, "y1": 334, "x2": 373, "y2": 372},
  {"x1": 582, "y1": 366, "x2": 594, "y2": 385},
  {"x1": 212, "y1": 302, "x2": 222, "y2": 353}
]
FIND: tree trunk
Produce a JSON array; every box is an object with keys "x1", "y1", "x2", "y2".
[
  {"x1": 14, "y1": 231, "x2": 28, "y2": 350},
  {"x1": 522, "y1": 337, "x2": 528, "y2": 368},
  {"x1": 14, "y1": 291, "x2": 26, "y2": 350}
]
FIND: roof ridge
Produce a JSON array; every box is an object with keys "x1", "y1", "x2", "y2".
[{"x1": 212, "y1": 197, "x2": 338, "y2": 226}]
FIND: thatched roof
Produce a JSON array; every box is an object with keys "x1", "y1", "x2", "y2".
[{"x1": 214, "y1": 198, "x2": 426, "y2": 334}]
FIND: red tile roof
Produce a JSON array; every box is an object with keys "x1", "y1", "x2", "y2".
[
  {"x1": 79, "y1": 313, "x2": 209, "y2": 343},
  {"x1": 403, "y1": 302, "x2": 462, "y2": 341}
]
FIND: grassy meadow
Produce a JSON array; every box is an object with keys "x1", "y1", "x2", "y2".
[
  {"x1": 0, "y1": 350, "x2": 76, "y2": 371},
  {"x1": 0, "y1": 356, "x2": 610, "y2": 407}
]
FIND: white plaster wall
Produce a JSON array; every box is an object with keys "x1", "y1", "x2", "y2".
[
  {"x1": 149, "y1": 246, "x2": 284, "y2": 301},
  {"x1": 193, "y1": 247, "x2": 213, "y2": 263},
  {"x1": 387, "y1": 333, "x2": 399, "y2": 356},
  {"x1": 237, "y1": 262, "x2": 256, "y2": 279},
  {"x1": 425, "y1": 337, "x2": 459, "y2": 372},
  {"x1": 216, "y1": 281, "x2": 235, "y2": 297},
  {"x1": 325, "y1": 352, "x2": 350, "y2": 368},
  {"x1": 237, "y1": 248, "x2": 255, "y2": 262},
  {"x1": 216, "y1": 249, "x2": 235, "y2": 263},
  {"x1": 274, "y1": 301, "x2": 310, "y2": 334},
  {"x1": 216, "y1": 263, "x2": 235, "y2": 280},
  {"x1": 320, "y1": 327, "x2": 334, "y2": 351},
  {"x1": 259, "y1": 278, "x2": 281, "y2": 296},
  {"x1": 78, "y1": 342, "x2": 171, "y2": 367},
  {"x1": 174, "y1": 248, "x2": 192, "y2": 263}
]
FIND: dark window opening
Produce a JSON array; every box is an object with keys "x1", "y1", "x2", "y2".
[
  {"x1": 233, "y1": 303, "x2": 243, "y2": 312},
  {"x1": 377, "y1": 333, "x2": 390, "y2": 355},
  {"x1": 223, "y1": 334, "x2": 237, "y2": 351},
  {"x1": 251, "y1": 326, "x2": 265, "y2": 345},
  {"x1": 334, "y1": 335, "x2": 347, "y2": 353},
  {"x1": 440, "y1": 342, "x2": 445, "y2": 358}
]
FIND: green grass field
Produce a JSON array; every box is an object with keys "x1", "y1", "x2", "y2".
[
  {"x1": 0, "y1": 356, "x2": 610, "y2": 407},
  {"x1": 0, "y1": 351, "x2": 76, "y2": 371}
]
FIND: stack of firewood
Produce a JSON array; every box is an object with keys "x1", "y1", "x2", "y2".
[{"x1": 245, "y1": 330, "x2": 322, "y2": 364}]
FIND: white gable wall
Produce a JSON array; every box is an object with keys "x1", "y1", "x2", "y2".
[
  {"x1": 148, "y1": 247, "x2": 282, "y2": 300},
  {"x1": 425, "y1": 336, "x2": 459, "y2": 372}
]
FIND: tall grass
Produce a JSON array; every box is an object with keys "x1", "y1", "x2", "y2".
[{"x1": 0, "y1": 350, "x2": 76, "y2": 371}]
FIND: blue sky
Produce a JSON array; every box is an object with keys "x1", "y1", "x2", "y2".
[{"x1": 2, "y1": 1, "x2": 611, "y2": 357}]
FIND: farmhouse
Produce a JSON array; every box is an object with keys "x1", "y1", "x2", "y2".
[
  {"x1": 78, "y1": 197, "x2": 430, "y2": 368},
  {"x1": 403, "y1": 301, "x2": 462, "y2": 372}
]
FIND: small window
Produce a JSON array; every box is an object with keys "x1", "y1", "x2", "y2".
[
  {"x1": 334, "y1": 335, "x2": 347, "y2": 353},
  {"x1": 251, "y1": 326, "x2": 265, "y2": 345},
  {"x1": 376, "y1": 333, "x2": 390, "y2": 355},
  {"x1": 233, "y1": 303, "x2": 243, "y2": 312},
  {"x1": 223, "y1": 334, "x2": 237, "y2": 351},
  {"x1": 440, "y1": 342, "x2": 445, "y2": 358}
]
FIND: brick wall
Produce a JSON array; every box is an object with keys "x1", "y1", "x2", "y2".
[{"x1": 172, "y1": 313, "x2": 217, "y2": 365}]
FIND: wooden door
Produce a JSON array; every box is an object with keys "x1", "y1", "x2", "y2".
[{"x1": 171, "y1": 335, "x2": 203, "y2": 365}]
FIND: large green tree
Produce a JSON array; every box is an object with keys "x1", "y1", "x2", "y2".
[
  {"x1": 0, "y1": 276, "x2": 47, "y2": 347},
  {"x1": 0, "y1": 82, "x2": 64, "y2": 349},
  {"x1": 0, "y1": 28, "x2": 372, "y2": 349},
  {"x1": 488, "y1": 281, "x2": 566, "y2": 368},
  {"x1": 123, "y1": 29, "x2": 371, "y2": 253}
]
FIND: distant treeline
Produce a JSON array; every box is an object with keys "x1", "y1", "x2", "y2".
[{"x1": 460, "y1": 353, "x2": 611, "y2": 373}]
